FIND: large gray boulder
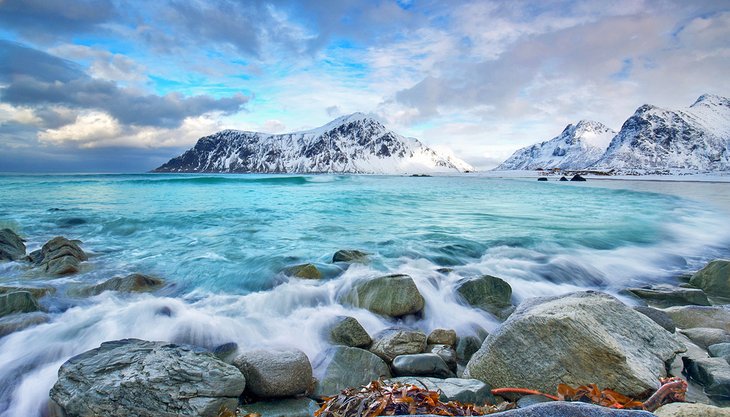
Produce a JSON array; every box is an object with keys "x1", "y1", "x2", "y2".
[
  {"x1": 326, "y1": 316, "x2": 371, "y2": 348},
  {"x1": 464, "y1": 291, "x2": 684, "y2": 397},
  {"x1": 624, "y1": 284, "x2": 710, "y2": 307},
  {"x1": 0, "y1": 229, "x2": 25, "y2": 261},
  {"x1": 664, "y1": 305, "x2": 730, "y2": 332},
  {"x1": 312, "y1": 346, "x2": 391, "y2": 398},
  {"x1": 233, "y1": 349, "x2": 312, "y2": 398},
  {"x1": 689, "y1": 259, "x2": 730, "y2": 298},
  {"x1": 0, "y1": 291, "x2": 41, "y2": 317},
  {"x1": 35, "y1": 236, "x2": 88, "y2": 275},
  {"x1": 49, "y1": 339, "x2": 245, "y2": 417},
  {"x1": 73, "y1": 273, "x2": 164, "y2": 297},
  {"x1": 392, "y1": 353, "x2": 455, "y2": 378},
  {"x1": 369, "y1": 328, "x2": 426, "y2": 362},
  {"x1": 654, "y1": 402, "x2": 730, "y2": 417},
  {"x1": 341, "y1": 274, "x2": 424, "y2": 317},
  {"x1": 455, "y1": 274, "x2": 513, "y2": 318},
  {"x1": 485, "y1": 402, "x2": 655, "y2": 416},
  {"x1": 386, "y1": 376, "x2": 494, "y2": 404}
]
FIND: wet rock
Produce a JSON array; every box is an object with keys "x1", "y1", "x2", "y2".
[
  {"x1": 212, "y1": 342, "x2": 238, "y2": 362},
  {"x1": 73, "y1": 273, "x2": 164, "y2": 296},
  {"x1": 36, "y1": 237, "x2": 88, "y2": 276},
  {"x1": 679, "y1": 328, "x2": 730, "y2": 350},
  {"x1": 238, "y1": 398, "x2": 320, "y2": 417},
  {"x1": 624, "y1": 284, "x2": 710, "y2": 308},
  {"x1": 633, "y1": 306, "x2": 675, "y2": 333},
  {"x1": 327, "y1": 316, "x2": 371, "y2": 348},
  {"x1": 282, "y1": 263, "x2": 322, "y2": 279},
  {"x1": 464, "y1": 291, "x2": 684, "y2": 397},
  {"x1": 537, "y1": 177, "x2": 548, "y2": 181},
  {"x1": 392, "y1": 353, "x2": 455, "y2": 378},
  {"x1": 570, "y1": 174, "x2": 587, "y2": 181},
  {"x1": 369, "y1": 328, "x2": 427, "y2": 362},
  {"x1": 682, "y1": 356, "x2": 730, "y2": 398},
  {"x1": 427, "y1": 328, "x2": 457, "y2": 346},
  {"x1": 455, "y1": 275, "x2": 512, "y2": 319},
  {"x1": 332, "y1": 249, "x2": 369, "y2": 263},
  {"x1": 456, "y1": 335, "x2": 483, "y2": 366},
  {"x1": 664, "y1": 305, "x2": 730, "y2": 332},
  {"x1": 342, "y1": 274, "x2": 424, "y2": 317},
  {"x1": 559, "y1": 176, "x2": 568, "y2": 181},
  {"x1": 654, "y1": 402, "x2": 730, "y2": 416},
  {"x1": 516, "y1": 394, "x2": 555, "y2": 408},
  {"x1": 0, "y1": 229, "x2": 25, "y2": 261},
  {"x1": 0, "y1": 291, "x2": 41, "y2": 317},
  {"x1": 428, "y1": 344, "x2": 458, "y2": 372},
  {"x1": 387, "y1": 376, "x2": 494, "y2": 404},
  {"x1": 57, "y1": 217, "x2": 87, "y2": 227},
  {"x1": 709, "y1": 343, "x2": 730, "y2": 364},
  {"x1": 487, "y1": 402, "x2": 655, "y2": 416},
  {"x1": 49, "y1": 339, "x2": 245, "y2": 417},
  {"x1": 0, "y1": 285, "x2": 56, "y2": 299},
  {"x1": 312, "y1": 346, "x2": 391, "y2": 398},
  {"x1": 0, "y1": 311, "x2": 49, "y2": 337},
  {"x1": 233, "y1": 349, "x2": 312, "y2": 398},
  {"x1": 689, "y1": 259, "x2": 730, "y2": 298}
]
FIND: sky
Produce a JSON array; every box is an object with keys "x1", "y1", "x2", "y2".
[{"x1": 0, "y1": 0, "x2": 729, "y2": 172}]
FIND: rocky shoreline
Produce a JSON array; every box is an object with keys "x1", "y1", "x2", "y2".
[{"x1": 1, "y1": 228, "x2": 730, "y2": 416}]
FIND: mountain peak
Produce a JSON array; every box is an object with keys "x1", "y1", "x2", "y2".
[{"x1": 691, "y1": 94, "x2": 729, "y2": 108}]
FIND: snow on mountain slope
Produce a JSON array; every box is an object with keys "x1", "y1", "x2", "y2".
[
  {"x1": 594, "y1": 94, "x2": 730, "y2": 172},
  {"x1": 154, "y1": 113, "x2": 474, "y2": 174},
  {"x1": 496, "y1": 120, "x2": 617, "y2": 170}
]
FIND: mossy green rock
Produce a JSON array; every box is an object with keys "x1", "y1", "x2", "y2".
[
  {"x1": 0, "y1": 291, "x2": 41, "y2": 317},
  {"x1": 327, "y1": 316, "x2": 371, "y2": 348},
  {"x1": 343, "y1": 274, "x2": 424, "y2": 317},
  {"x1": 282, "y1": 263, "x2": 322, "y2": 279},
  {"x1": 0, "y1": 285, "x2": 56, "y2": 299},
  {"x1": 456, "y1": 274, "x2": 513, "y2": 318},
  {"x1": 332, "y1": 249, "x2": 369, "y2": 263},
  {"x1": 690, "y1": 259, "x2": 730, "y2": 298},
  {"x1": 74, "y1": 273, "x2": 164, "y2": 297}
]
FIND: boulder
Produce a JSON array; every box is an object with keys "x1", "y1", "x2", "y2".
[
  {"x1": 238, "y1": 398, "x2": 320, "y2": 417},
  {"x1": 487, "y1": 402, "x2": 654, "y2": 416},
  {"x1": 456, "y1": 335, "x2": 483, "y2": 366},
  {"x1": 0, "y1": 311, "x2": 49, "y2": 337},
  {"x1": 537, "y1": 177, "x2": 548, "y2": 181},
  {"x1": 35, "y1": 237, "x2": 88, "y2": 275},
  {"x1": 312, "y1": 346, "x2": 391, "y2": 398},
  {"x1": 74, "y1": 273, "x2": 164, "y2": 296},
  {"x1": 664, "y1": 305, "x2": 730, "y2": 332},
  {"x1": 689, "y1": 259, "x2": 730, "y2": 298},
  {"x1": 679, "y1": 328, "x2": 730, "y2": 350},
  {"x1": 386, "y1": 376, "x2": 494, "y2": 404},
  {"x1": 342, "y1": 274, "x2": 424, "y2": 317},
  {"x1": 369, "y1": 328, "x2": 427, "y2": 362},
  {"x1": 709, "y1": 343, "x2": 730, "y2": 363},
  {"x1": 682, "y1": 356, "x2": 730, "y2": 398},
  {"x1": 282, "y1": 263, "x2": 322, "y2": 279},
  {"x1": 570, "y1": 174, "x2": 587, "y2": 181},
  {"x1": 0, "y1": 229, "x2": 25, "y2": 261},
  {"x1": 428, "y1": 344, "x2": 458, "y2": 372},
  {"x1": 332, "y1": 249, "x2": 369, "y2": 263},
  {"x1": 464, "y1": 291, "x2": 684, "y2": 397},
  {"x1": 455, "y1": 275, "x2": 512, "y2": 318},
  {"x1": 0, "y1": 291, "x2": 41, "y2": 317},
  {"x1": 654, "y1": 402, "x2": 730, "y2": 417},
  {"x1": 559, "y1": 176, "x2": 569, "y2": 181},
  {"x1": 427, "y1": 328, "x2": 457, "y2": 346},
  {"x1": 624, "y1": 285, "x2": 710, "y2": 308},
  {"x1": 327, "y1": 316, "x2": 371, "y2": 348},
  {"x1": 392, "y1": 353, "x2": 455, "y2": 378},
  {"x1": 633, "y1": 306, "x2": 675, "y2": 333},
  {"x1": 49, "y1": 339, "x2": 245, "y2": 417},
  {"x1": 233, "y1": 349, "x2": 312, "y2": 398}
]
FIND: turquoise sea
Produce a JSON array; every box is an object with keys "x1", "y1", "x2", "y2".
[{"x1": 1, "y1": 173, "x2": 730, "y2": 417}]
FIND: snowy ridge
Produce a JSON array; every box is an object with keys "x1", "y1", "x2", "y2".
[
  {"x1": 496, "y1": 120, "x2": 616, "y2": 170},
  {"x1": 154, "y1": 113, "x2": 474, "y2": 174}
]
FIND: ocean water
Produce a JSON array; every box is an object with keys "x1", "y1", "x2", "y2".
[{"x1": 1, "y1": 173, "x2": 730, "y2": 416}]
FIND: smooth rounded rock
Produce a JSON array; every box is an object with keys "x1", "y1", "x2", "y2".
[
  {"x1": 464, "y1": 291, "x2": 684, "y2": 397},
  {"x1": 690, "y1": 259, "x2": 730, "y2": 298},
  {"x1": 392, "y1": 353, "x2": 455, "y2": 378},
  {"x1": 428, "y1": 344, "x2": 457, "y2": 372},
  {"x1": 342, "y1": 274, "x2": 425, "y2": 317},
  {"x1": 332, "y1": 249, "x2": 369, "y2": 263},
  {"x1": 327, "y1": 316, "x2": 371, "y2": 348},
  {"x1": 369, "y1": 328, "x2": 427, "y2": 362},
  {"x1": 282, "y1": 263, "x2": 322, "y2": 279},
  {"x1": 486, "y1": 401, "x2": 654, "y2": 416},
  {"x1": 709, "y1": 343, "x2": 730, "y2": 363},
  {"x1": 49, "y1": 339, "x2": 245, "y2": 417},
  {"x1": 386, "y1": 376, "x2": 494, "y2": 404},
  {"x1": 455, "y1": 275, "x2": 512, "y2": 318},
  {"x1": 312, "y1": 346, "x2": 391, "y2": 398},
  {"x1": 233, "y1": 349, "x2": 312, "y2": 398},
  {"x1": 427, "y1": 328, "x2": 457, "y2": 346},
  {"x1": 664, "y1": 305, "x2": 730, "y2": 332}
]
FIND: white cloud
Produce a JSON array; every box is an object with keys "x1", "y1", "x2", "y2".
[{"x1": 38, "y1": 111, "x2": 121, "y2": 144}]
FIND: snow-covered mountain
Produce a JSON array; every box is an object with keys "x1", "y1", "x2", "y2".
[
  {"x1": 154, "y1": 113, "x2": 473, "y2": 174},
  {"x1": 593, "y1": 94, "x2": 730, "y2": 172},
  {"x1": 496, "y1": 120, "x2": 616, "y2": 170}
]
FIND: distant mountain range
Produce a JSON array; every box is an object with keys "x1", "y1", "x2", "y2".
[
  {"x1": 497, "y1": 94, "x2": 730, "y2": 173},
  {"x1": 154, "y1": 113, "x2": 473, "y2": 174}
]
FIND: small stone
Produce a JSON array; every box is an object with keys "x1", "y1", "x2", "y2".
[
  {"x1": 427, "y1": 328, "x2": 457, "y2": 346},
  {"x1": 369, "y1": 328, "x2": 427, "y2": 362},
  {"x1": 570, "y1": 174, "x2": 587, "y2": 181},
  {"x1": 679, "y1": 327, "x2": 730, "y2": 350},
  {"x1": 386, "y1": 377, "x2": 494, "y2": 405},
  {"x1": 282, "y1": 263, "x2": 322, "y2": 279},
  {"x1": 0, "y1": 291, "x2": 41, "y2": 317},
  {"x1": 709, "y1": 343, "x2": 730, "y2": 364},
  {"x1": 428, "y1": 344, "x2": 458, "y2": 372},
  {"x1": 327, "y1": 316, "x2": 371, "y2": 348},
  {"x1": 392, "y1": 353, "x2": 455, "y2": 379},
  {"x1": 233, "y1": 349, "x2": 312, "y2": 398},
  {"x1": 654, "y1": 402, "x2": 730, "y2": 417},
  {"x1": 332, "y1": 249, "x2": 369, "y2": 263}
]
